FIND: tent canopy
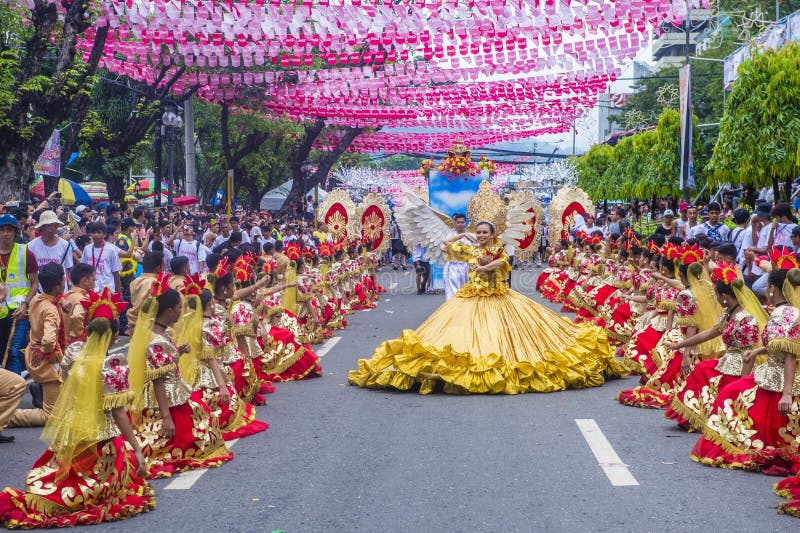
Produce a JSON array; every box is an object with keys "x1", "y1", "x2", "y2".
[{"x1": 259, "y1": 180, "x2": 327, "y2": 211}]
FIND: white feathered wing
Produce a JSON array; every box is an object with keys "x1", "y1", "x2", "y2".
[
  {"x1": 394, "y1": 184, "x2": 453, "y2": 263},
  {"x1": 500, "y1": 192, "x2": 535, "y2": 248}
]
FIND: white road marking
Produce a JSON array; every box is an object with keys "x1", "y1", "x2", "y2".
[
  {"x1": 109, "y1": 342, "x2": 130, "y2": 354},
  {"x1": 388, "y1": 282, "x2": 397, "y2": 291},
  {"x1": 164, "y1": 439, "x2": 239, "y2": 490},
  {"x1": 316, "y1": 336, "x2": 341, "y2": 358},
  {"x1": 575, "y1": 419, "x2": 638, "y2": 487}
]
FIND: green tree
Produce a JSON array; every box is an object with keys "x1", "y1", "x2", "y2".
[
  {"x1": 708, "y1": 42, "x2": 800, "y2": 200},
  {"x1": 574, "y1": 143, "x2": 615, "y2": 201},
  {"x1": 0, "y1": 2, "x2": 108, "y2": 200}
]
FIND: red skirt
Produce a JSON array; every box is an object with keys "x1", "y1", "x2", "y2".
[
  {"x1": 0, "y1": 436, "x2": 154, "y2": 529},
  {"x1": 618, "y1": 331, "x2": 686, "y2": 409},
  {"x1": 190, "y1": 386, "x2": 268, "y2": 441},
  {"x1": 776, "y1": 476, "x2": 800, "y2": 517},
  {"x1": 137, "y1": 400, "x2": 234, "y2": 479},
  {"x1": 261, "y1": 326, "x2": 323, "y2": 382},
  {"x1": 623, "y1": 322, "x2": 666, "y2": 377},
  {"x1": 666, "y1": 359, "x2": 739, "y2": 431},
  {"x1": 691, "y1": 376, "x2": 800, "y2": 473}
]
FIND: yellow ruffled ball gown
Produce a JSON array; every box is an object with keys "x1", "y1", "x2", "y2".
[{"x1": 348, "y1": 242, "x2": 628, "y2": 394}]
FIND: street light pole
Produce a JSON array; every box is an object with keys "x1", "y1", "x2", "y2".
[
  {"x1": 161, "y1": 104, "x2": 183, "y2": 211},
  {"x1": 153, "y1": 115, "x2": 163, "y2": 212}
]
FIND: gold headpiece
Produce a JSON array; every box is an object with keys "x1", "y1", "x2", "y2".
[
  {"x1": 446, "y1": 137, "x2": 471, "y2": 159},
  {"x1": 467, "y1": 181, "x2": 507, "y2": 235}
]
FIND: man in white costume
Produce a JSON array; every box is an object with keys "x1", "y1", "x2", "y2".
[{"x1": 442, "y1": 213, "x2": 473, "y2": 300}]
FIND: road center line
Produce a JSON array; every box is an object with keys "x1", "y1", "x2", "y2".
[
  {"x1": 164, "y1": 439, "x2": 239, "y2": 490},
  {"x1": 575, "y1": 419, "x2": 638, "y2": 487},
  {"x1": 316, "y1": 336, "x2": 341, "y2": 358}
]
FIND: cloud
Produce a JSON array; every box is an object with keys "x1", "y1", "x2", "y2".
[{"x1": 430, "y1": 190, "x2": 475, "y2": 211}]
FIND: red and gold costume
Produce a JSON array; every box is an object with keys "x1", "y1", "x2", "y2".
[
  {"x1": 135, "y1": 331, "x2": 233, "y2": 478},
  {"x1": 666, "y1": 306, "x2": 761, "y2": 431},
  {"x1": 0, "y1": 289, "x2": 155, "y2": 529},
  {"x1": 692, "y1": 303, "x2": 800, "y2": 472}
]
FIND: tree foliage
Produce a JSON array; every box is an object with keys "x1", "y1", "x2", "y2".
[
  {"x1": 576, "y1": 109, "x2": 702, "y2": 201},
  {"x1": 708, "y1": 42, "x2": 800, "y2": 199},
  {"x1": 0, "y1": 1, "x2": 108, "y2": 200}
]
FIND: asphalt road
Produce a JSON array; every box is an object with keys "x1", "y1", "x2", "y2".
[{"x1": 0, "y1": 266, "x2": 795, "y2": 532}]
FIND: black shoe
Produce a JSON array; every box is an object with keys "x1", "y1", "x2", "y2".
[
  {"x1": 417, "y1": 288, "x2": 424, "y2": 295},
  {"x1": 28, "y1": 382, "x2": 43, "y2": 409},
  {"x1": 393, "y1": 266, "x2": 398, "y2": 270},
  {"x1": 402, "y1": 266, "x2": 408, "y2": 271},
  {"x1": 0, "y1": 432, "x2": 14, "y2": 443}
]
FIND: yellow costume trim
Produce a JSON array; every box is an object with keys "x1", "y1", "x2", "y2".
[
  {"x1": 102, "y1": 390, "x2": 134, "y2": 410},
  {"x1": 201, "y1": 345, "x2": 224, "y2": 361},
  {"x1": 266, "y1": 305, "x2": 285, "y2": 318},
  {"x1": 675, "y1": 316, "x2": 699, "y2": 327},
  {"x1": 144, "y1": 362, "x2": 177, "y2": 383},
  {"x1": 658, "y1": 300, "x2": 677, "y2": 311},
  {"x1": 767, "y1": 338, "x2": 800, "y2": 357},
  {"x1": 230, "y1": 324, "x2": 255, "y2": 337}
]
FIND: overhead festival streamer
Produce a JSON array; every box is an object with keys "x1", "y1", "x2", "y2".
[{"x1": 15, "y1": 0, "x2": 704, "y2": 153}]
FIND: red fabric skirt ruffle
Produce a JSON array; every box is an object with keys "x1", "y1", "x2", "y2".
[
  {"x1": 691, "y1": 376, "x2": 800, "y2": 473},
  {"x1": 0, "y1": 437, "x2": 154, "y2": 529},
  {"x1": 776, "y1": 476, "x2": 800, "y2": 517}
]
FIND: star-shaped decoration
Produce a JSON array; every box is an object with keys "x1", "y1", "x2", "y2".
[{"x1": 657, "y1": 83, "x2": 679, "y2": 108}]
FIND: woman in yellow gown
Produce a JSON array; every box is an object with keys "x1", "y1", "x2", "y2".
[{"x1": 348, "y1": 221, "x2": 627, "y2": 394}]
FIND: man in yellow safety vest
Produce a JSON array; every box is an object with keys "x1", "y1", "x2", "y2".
[{"x1": 0, "y1": 214, "x2": 39, "y2": 375}]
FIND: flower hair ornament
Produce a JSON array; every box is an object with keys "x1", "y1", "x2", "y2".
[
  {"x1": 677, "y1": 243, "x2": 703, "y2": 265},
  {"x1": 661, "y1": 243, "x2": 679, "y2": 261},
  {"x1": 81, "y1": 287, "x2": 128, "y2": 322},
  {"x1": 711, "y1": 261, "x2": 738, "y2": 285},
  {"x1": 233, "y1": 253, "x2": 256, "y2": 284},
  {"x1": 262, "y1": 256, "x2": 277, "y2": 275},
  {"x1": 318, "y1": 243, "x2": 333, "y2": 258},
  {"x1": 302, "y1": 248, "x2": 316, "y2": 262},
  {"x1": 285, "y1": 242, "x2": 302, "y2": 261},
  {"x1": 214, "y1": 256, "x2": 230, "y2": 278},
  {"x1": 646, "y1": 240, "x2": 660, "y2": 255},
  {"x1": 181, "y1": 272, "x2": 206, "y2": 296},
  {"x1": 768, "y1": 246, "x2": 800, "y2": 271},
  {"x1": 589, "y1": 233, "x2": 603, "y2": 247},
  {"x1": 149, "y1": 272, "x2": 171, "y2": 297}
]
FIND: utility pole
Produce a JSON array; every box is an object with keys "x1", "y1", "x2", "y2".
[
  {"x1": 184, "y1": 95, "x2": 197, "y2": 198},
  {"x1": 153, "y1": 115, "x2": 163, "y2": 211}
]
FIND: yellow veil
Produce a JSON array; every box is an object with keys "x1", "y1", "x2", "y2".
[
  {"x1": 732, "y1": 280, "x2": 769, "y2": 332},
  {"x1": 282, "y1": 264, "x2": 298, "y2": 314},
  {"x1": 176, "y1": 294, "x2": 203, "y2": 386},
  {"x1": 687, "y1": 268, "x2": 724, "y2": 356},
  {"x1": 127, "y1": 297, "x2": 158, "y2": 414},
  {"x1": 782, "y1": 269, "x2": 800, "y2": 309},
  {"x1": 41, "y1": 324, "x2": 112, "y2": 478}
]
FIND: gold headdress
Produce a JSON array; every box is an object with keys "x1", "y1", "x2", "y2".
[{"x1": 467, "y1": 181, "x2": 507, "y2": 235}]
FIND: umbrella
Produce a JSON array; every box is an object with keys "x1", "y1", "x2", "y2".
[
  {"x1": 133, "y1": 179, "x2": 168, "y2": 198},
  {"x1": 29, "y1": 177, "x2": 92, "y2": 206},
  {"x1": 173, "y1": 195, "x2": 199, "y2": 206},
  {"x1": 81, "y1": 181, "x2": 109, "y2": 203},
  {"x1": 139, "y1": 195, "x2": 169, "y2": 207},
  {"x1": 29, "y1": 176, "x2": 46, "y2": 200},
  {"x1": 57, "y1": 179, "x2": 92, "y2": 206}
]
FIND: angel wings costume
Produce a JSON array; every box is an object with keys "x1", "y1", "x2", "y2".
[{"x1": 348, "y1": 182, "x2": 627, "y2": 394}]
